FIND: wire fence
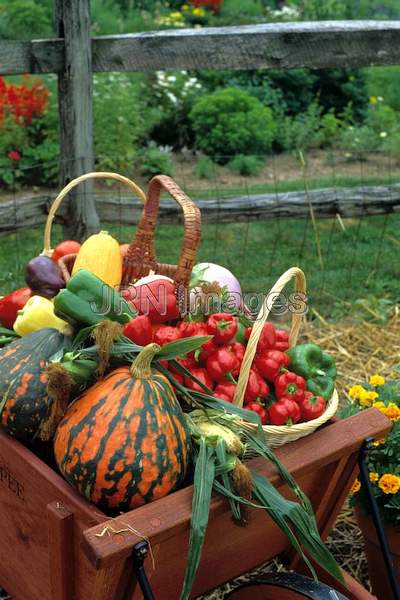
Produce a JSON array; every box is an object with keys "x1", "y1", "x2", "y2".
[{"x1": 1, "y1": 149, "x2": 400, "y2": 320}]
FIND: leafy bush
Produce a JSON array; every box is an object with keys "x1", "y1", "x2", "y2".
[
  {"x1": 276, "y1": 103, "x2": 324, "y2": 152},
  {"x1": 147, "y1": 71, "x2": 204, "y2": 150},
  {"x1": 227, "y1": 155, "x2": 264, "y2": 176},
  {"x1": 190, "y1": 88, "x2": 276, "y2": 163},
  {"x1": 93, "y1": 73, "x2": 154, "y2": 172},
  {"x1": 195, "y1": 157, "x2": 216, "y2": 180},
  {"x1": 338, "y1": 125, "x2": 381, "y2": 154},
  {"x1": 0, "y1": 0, "x2": 52, "y2": 39},
  {"x1": 366, "y1": 67, "x2": 400, "y2": 112},
  {"x1": 139, "y1": 146, "x2": 174, "y2": 179}
]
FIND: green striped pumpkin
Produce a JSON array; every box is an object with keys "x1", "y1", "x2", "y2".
[
  {"x1": 0, "y1": 328, "x2": 71, "y2": 442},
  {"x1": 54, "y1": 343, "x2": 191, "y2": 512}
]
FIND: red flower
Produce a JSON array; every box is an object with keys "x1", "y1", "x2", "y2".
[{"x1": 8, "y1": 150, "x2": 21, "y2": 161}]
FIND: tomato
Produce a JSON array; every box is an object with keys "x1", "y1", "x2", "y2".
[{"x1": 52, "y1": 240, "x2": 81, "y2": 262}]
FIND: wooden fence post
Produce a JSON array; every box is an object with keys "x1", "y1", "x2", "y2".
[{"x1": 55, "y1": 0, "x2": 100, "y2": 240}]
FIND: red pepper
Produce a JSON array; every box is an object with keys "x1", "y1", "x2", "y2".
[
  {"x1": 123, "y1": 315, "x2": 153, "y2": 346},
  {"x1": 275, "y1": 329, "x2": 289, "y2": 352},
  {"x1": 206, "y1": 347, "x2": 238, "y2": 383},
  {"x1": 180, "y1": 321, "x2": 217, "y2": 363},
  {"x1": 244, "y1": 369, "x2": 270, "y2": 404},
  {"x1": 154, "y1": 325, "x2": 181, "y2": 346},
  {"x1": 0, "y1": 287, "x2": 31, "y2": 329},
  {"x1": 123, "y1": 279, "x2": 179, "y2": 323},
  {"x1": 158, "y1": 359, "x2": 169, "y2": 370},
  {"x1": 245, "y1": 322, "x2": 276, "y2": 353},
  {"x1": 255, "y1": 350, "x2": 289, "y2": 381},
  {"x1": 300, "y1": 391, "x2": 326, "y2": 421},
  {"x1": 230, "y1": 342, "x2": 245, "y2": 376},
  {"x1": 275, "y1": 371, "x2": 306, "y2": 403},
  {"x1": 207, "y1": 312, "x2": 238, "y2": 344},
  {"x1": 184, "y1": 367, "x2": 214, "y2": 393},
  {"x1": 213, "y1": 382, "x2": 236, "y2": 403},
  {"x1": 268, "y1": 397, "x2": 301, "y2": 426},
  {"x1": 169, "y1": 355, "x2": 196, "y2": 376},
  {"x1": 246, "y1": 401, "x2": 268, "y2": 425}
]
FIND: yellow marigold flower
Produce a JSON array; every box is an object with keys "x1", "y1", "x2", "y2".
[
  {"x1": 348, "y1": 385, "x2": 366, "y2": 400},
  {"x1": 170, "y1": 11, "x2": 184, "y2": 21},
  {"x1": 378, "y1": 474, "x2": 400, "y2": 495},
  {"x1": 192, "y1": 7, "x2": 205, "y2": 16},
  {"x1": 349, "y1": 479, "x2": 361, "y2": 495},
  {"x1": 369, "y1": 375, "x2": 385, "y2": 387},
  {"x1": 372, "y1": 401, "x2": 386, "y2": 412},
  {"x1": 384, "y1": 402, "x2": 400, "y2": 422},
  {"x1": 182, "y1": 3, "x2": 190, "y2": 10},
  {"x1": 369, "y1": 95, "x2": 378, "y2": 104},
  {"x1": 359, "y1": 390, "x2": 379, "y2": 407},
  {"x1": 369, "y1": 472, "x2": 379, "y2": 483}
]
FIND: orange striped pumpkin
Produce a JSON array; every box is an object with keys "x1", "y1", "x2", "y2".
[{"x1": 54, "y1": 344, "x2": 191, "y2": 512}]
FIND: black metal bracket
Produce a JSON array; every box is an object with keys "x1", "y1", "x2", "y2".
[
  {"x1": 132, "y1": 540, "x2": 156, "y2": 600},
  {"x1": 358, "y1": 437, "x2": 400, "y2": 600}
]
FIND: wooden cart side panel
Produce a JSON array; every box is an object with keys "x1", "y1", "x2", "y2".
[
  {"x1": 0, "y1": 431, "x2": 107, "y2": 600},
  {"x1": 83, "y1": 408, "x2": 391, "y2": 570}
]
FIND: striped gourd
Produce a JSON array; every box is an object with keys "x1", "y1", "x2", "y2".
[
  {"x1": 0, "y1": 328, "x2": 70, "y2": 442},
  {"x1": 54, "y1": 344, "x2": 191, "y2": 512}
]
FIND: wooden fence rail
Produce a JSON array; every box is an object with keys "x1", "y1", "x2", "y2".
[
  {"x1": 2, "y1": 184, "x2": 399, "y2": 235},
  {"x1": 2, "y1": 21, "x2": 400, "y2": 75}
]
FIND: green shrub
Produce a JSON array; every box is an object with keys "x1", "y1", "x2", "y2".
[
  {"x1": 227, "y1": 155, "x2": 264, "y2": 176},
  {"x1": 190, "y1": 88, "x2": 276, "y2": 163},
  {"x1": 320, "y1": 112, "x2": 341, "y2": 146},
  {"x1": 276, "y1": 103, "x2": 324, "y2": 152},
  {"x1": 139, "y1": 147, "x2": 174, "y2": 179},
  {"x1": 93, "y1": 73, "x2": 153, "y2": 172},
  {"x1": 195, "y1": 157, "x2": 216, "y2": 180},
  {"x1": 338, "y1": 125, "x2": 381, "y2": 153},
  {"x1": 0, "y1": 0, "x2": 52, "y2": 39},
  {"x1": 366, "y1": 67, "x2": 400, "y2": 112},
  {"x1": 147, "y1": 71, "x2": 205, "y2": 150}
]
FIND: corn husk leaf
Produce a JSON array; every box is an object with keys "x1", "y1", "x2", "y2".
[
  {"x1": 251, "y1": 470, "x2": 343, "y2": 584},
  {"x1": 180, "y1": 437, "x2": 215, "y2": 600},
  {"x1": 159, "y1": 335, "x2": 213, "y2": 360},
  {"x1": 215, "y1": 439, "x2": 241, "y2": 521}
]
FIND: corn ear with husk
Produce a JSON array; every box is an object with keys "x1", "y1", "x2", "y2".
[{"x1": 179, "y1": 408, "x2": 343, "y2": 600}]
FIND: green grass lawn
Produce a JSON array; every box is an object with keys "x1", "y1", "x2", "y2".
[{"x1": 2, "y1": 212, "x2": 399, "y2": 320}]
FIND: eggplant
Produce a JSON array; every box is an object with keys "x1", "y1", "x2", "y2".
[{"x1": 25, "y1": 255, "x2": 65, "y2": 299}]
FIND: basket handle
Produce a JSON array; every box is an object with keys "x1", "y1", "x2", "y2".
[
  {"x1": 122, "y1": 175, "x2": 201, "y2": 287},
  {"x1": 233, "y1": 267, "x2": 306, "y2": 408},
  {"x1": 42, "y1": 172, "x2": 147, "y2": 256}
]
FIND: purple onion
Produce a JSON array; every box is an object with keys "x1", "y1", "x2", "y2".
[{"x1": 25, "y1": 255, "x2": 65, "y2": 299}]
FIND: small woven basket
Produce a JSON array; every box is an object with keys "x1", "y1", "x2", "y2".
[
  {"x1": 42, "y1": 172, "x2": 201, "y2": 290},
  {"x1": 233, "y1": 267, "x2": 338, "y2": 448}
]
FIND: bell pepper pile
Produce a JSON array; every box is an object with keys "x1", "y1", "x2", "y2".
[{"x1": 122, "y1": 305, "x2": 336, "y2": 426}]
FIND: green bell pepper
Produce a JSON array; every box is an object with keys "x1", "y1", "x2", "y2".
[
  {"x1": 287, "y1": 343, "x2": 336, "y2": 400},
  {"x1": 54, "y1": 269, "x2": 136, "y2": 327}
]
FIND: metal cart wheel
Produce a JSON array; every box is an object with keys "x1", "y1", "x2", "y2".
[{"x1": 225, "y1": 572, "x2": 351, "y2": 599}]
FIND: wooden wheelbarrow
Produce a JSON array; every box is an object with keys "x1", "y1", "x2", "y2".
[{"x1": 0, "y1": 408, "x2": 390, "y2": 600}]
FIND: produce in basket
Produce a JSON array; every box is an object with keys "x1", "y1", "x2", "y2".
[
  {"x1": 25, "y1": 255, "x2": 65, "y2": 299},
  {"x1": 0, "y1": 287, "x2": 31, "y2": 329},
  {"x1": 54, "y1": 343, "x2": 191, "y2": 512},
  {"x1": 0, "y1": 328, "x2": 72, "y2": 442},
  {"x1": 72, "y1": 230, "x2": 122, "y2": 287},
  {"x1": 51, "y1": 240, "x2": 81, "y2": 262}
]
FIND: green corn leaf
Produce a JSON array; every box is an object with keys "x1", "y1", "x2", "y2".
[
  {"x1": 180, "y1": 437, "x2": 216, "y2": 600},
  {"x1": 189, "y1": 389, "x2": 261, "y2": 424},
  {"x1": 71, "y1": 325, "x2": 97, "y2": 351},
  {"x1": 251, "y1": 471, "x2": 343, "y2": 584},
  {"x1": 251, "y1": 470, "x2": 317, "y2": 579},
  {"x1": 215, "y1": 439, "x2": 241, "y2": 522},
  {"x1": 243, "y1": 430, "x2": 314, "y2": 517},
  {"x1": 159, "y1": 336, "x2": 213, "y2": 360}
]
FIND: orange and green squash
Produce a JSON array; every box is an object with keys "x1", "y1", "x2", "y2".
[
  {"x1": 0, "y1": 328, "x2": 71, "y2": 442},
  {"x1": 54, "y1": 343, "x2": 191, "y2": 512}
]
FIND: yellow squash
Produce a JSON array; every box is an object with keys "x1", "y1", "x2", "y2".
[{"x1": 72, "y1": 231, "x2": 122, "y2": 287}]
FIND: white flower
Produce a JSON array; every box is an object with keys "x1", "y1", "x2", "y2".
[
  {"x1": 380, "y1": 131, "x2": 387, "y2": 138},
  {"x1": 378, "y1": 96, "x2": 384, "y2": 102}
]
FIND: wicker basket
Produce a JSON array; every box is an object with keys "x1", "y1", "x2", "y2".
[
  {"x1": 233, "y1": 267, "x2": 339, "y2": 448},
  {"x1": 42, "y1": 172, "x2": 201, "y2": 290}
]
